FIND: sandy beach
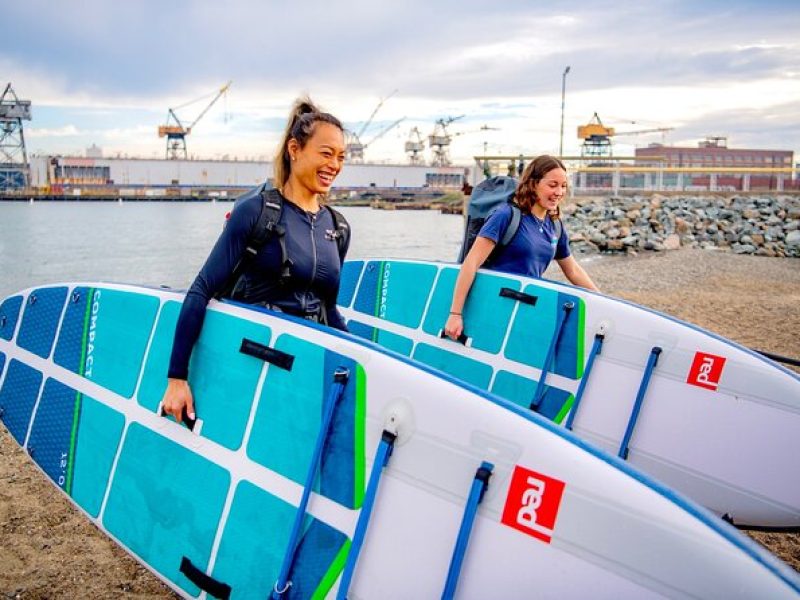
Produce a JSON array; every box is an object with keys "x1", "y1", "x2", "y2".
[{"x1": 1, "y1": 248, "x2": 798, "y2": 598}]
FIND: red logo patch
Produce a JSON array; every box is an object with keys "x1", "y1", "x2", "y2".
[
  {"x1": 687, "y1": 351, "x2": 727, "y2": 391},
  {"x1": 501, "y1": 465, "x2": 565, "y2": 543}
]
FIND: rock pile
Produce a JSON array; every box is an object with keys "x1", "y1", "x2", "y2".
[{"x1": 563, "y1": 195, "x2": 800, "y2": 258}]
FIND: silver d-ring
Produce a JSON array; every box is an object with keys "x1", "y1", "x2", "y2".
[{"x1": 273, "y1": 580, "x2": 292, "y2": 595}]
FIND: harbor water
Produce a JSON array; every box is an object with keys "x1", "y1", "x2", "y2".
[{"x1": 0, "y1": 203, "x2": 464, "y2": 299}]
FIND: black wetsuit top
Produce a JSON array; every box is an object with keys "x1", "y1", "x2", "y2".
[{"x1": 167, "y1": 186, "x2": 349, "y2": 380}]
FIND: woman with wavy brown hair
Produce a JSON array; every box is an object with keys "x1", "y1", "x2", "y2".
[{"x1": 444, "y1": 155, "x2": 597, "y2": 341}]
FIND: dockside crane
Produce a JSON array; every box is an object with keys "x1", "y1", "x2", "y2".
[
  {"x1": 0, "y1": 83, "x2": 32, "y2": 189},
  {"x1": 158, "y1": 81, "x2": 232, "y2": 160},
  {"x1": 346, "y1": 90, "x2": 398, "y2": 163},
  {"x1": 428, "y1": 115, "x2": 464, "y2": 166},
  {"x1": 405, "y1": 127, "x2": 426, "y2": 165},
  {"x1": 578, "y1": 112, "x2": 675, "y2": 158}
]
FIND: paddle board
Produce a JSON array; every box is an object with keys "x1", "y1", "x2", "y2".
[
  {"x1": 338, "y1": 259, "x2": 800, "y2": 529},
  {"x1": 1, "y1": 283, "x2": 798, "y2": 598}
]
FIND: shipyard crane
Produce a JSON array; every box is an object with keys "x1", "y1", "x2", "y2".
[
  {"x1": 158, "y1": 81, "x2": 232, "y2": 160},
  {"x1": 345, "y1": 90, "x2": 398, "y2": 162},
  {"x1": 428, "y1": 115, "x2": 464, "y2": 166},
  {"x1": 405, "y1": 127, "x2": 426, "y2": 165},
  {"x1": 0, "y1": 83, "x2": 32, "y2": 189},
  {"x1": 578, "y1": 112, "x2": 675, "y2": 157}
]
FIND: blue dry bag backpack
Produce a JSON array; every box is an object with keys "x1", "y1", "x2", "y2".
[{"x1": 457, "y1": 176, "x2": 521, "y2": 262}]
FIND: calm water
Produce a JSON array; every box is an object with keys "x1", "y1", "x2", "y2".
[{"x1": 0, "y1": 202, "x2": 464, "y2": 298}]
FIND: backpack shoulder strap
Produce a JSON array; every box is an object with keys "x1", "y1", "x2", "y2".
[
  {"x1": 499, "y1": 203, "x2": 522, "y2": 247},
  {"x1": 326, "y1": 205, "x2": 350, "y2": 263}
]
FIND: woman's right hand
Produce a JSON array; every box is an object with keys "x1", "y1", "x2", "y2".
[
  {"x1": 161, "y1": 378, "x2": 195, "y2": 423},
  {"x1": 444, "y1": 313, "x2": 464, "y2": 341}
]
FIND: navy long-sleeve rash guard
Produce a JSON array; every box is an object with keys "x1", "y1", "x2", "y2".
[{"x1": 168, "y1": 186, "x2": 349, "y2": 380}]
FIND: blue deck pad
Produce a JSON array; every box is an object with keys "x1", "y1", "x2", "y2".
[
  {"x1": 0, "y1": 359, "x2": 43, "y2": 444},
  {"x1": 138, "y1": 300, "x2": 271, "y2": 451},
  {"x1": 491, "y1": 370, "x2": 574, "y2": 423},
  {"x1": 103, "y1": 423, "x2": 230, "y2": 596},
  {"x1": 412, "y1": 344, "x2": 494, "y2": 390},
  {"x1": 346, "y1": 320, "x2": 414, "y2": 356},
  {"x1": 247, "y1": 334, "x2": 363, "y2": 509},
  {"x1": 212, "y1": 481, "x2": 349, "y2": 599},
  {"x1": 79, "y1": 289, "x2": 159, "y2": 398},
  {"x1": 27, "y1": 378, "x2": 125, "y2": 517},
  {"x1": 53, "y1": 287, "x2": 91, "y2": 374},
  {"x1": 353, "y1": 261, "x2": 437, "y2": 328},
  {"x1": 17, "y1": 287, "x2": 68, "y2": 359},
  {"x1": 422, "y1": 267, "x2": 520, "y2": 354},
  {"x1": 0, "y1": 295, "x2": 23, "y2": 341},
  {"x1": 338, "y1": 260, "x2": 364, "y2": 309}
]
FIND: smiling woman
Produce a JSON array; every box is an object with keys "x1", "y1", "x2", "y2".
[{"x1": 160, "y1": 97, "x2": 351, "y2": 425}]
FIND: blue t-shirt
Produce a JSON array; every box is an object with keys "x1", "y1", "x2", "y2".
[{"x1": 478, "y1": 203, "x2": 570, "y2": 278}]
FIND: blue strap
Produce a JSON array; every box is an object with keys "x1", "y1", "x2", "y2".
[
  {"x1": 336, "y1": 429, "x2": 397, "y2": 599},
  {"x1": 530, "y1": 301, "x2": 574, "y2": 409},
  {"x1": 441, "y1": 462, "x2": 494, "y2": 600},
  {"x1": 565, "y1": 333, "x2": 605, "y2": 431},
  {"x1": 272, "y1": 368, "x2": 350, "y2": 599},
  {"x1": 618, "y1": 347, "x2": 662, "y2": 460}
]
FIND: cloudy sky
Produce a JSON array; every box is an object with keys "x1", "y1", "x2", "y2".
[{"x1": 3, "y1": 0, "x2": 799, "y2": 165}]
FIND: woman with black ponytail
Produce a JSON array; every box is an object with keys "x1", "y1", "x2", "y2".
[{"x1": 162, "y1": 97, "x2": 349, "y2": 423}]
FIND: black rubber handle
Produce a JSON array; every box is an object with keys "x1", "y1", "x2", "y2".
[
  {"x1": 440, "y1": 329, "x2": 469, "y2": 345},
  {"x1": 160, "y1": 406, "x2": 197, "y2": 432},
  {"x1": 179, "y1": 556, "x2": 231, "y2": 599},
  {"x1": 499, "y1": 287, "x2": 538, "y2": 306},
  {"x1": 240, "y1": 338, "x2": 295, "y2": 371}
]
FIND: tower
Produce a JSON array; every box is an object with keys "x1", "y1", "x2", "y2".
[{"x1": 0, "y1": 83, "x2": 32, "y2": 189}]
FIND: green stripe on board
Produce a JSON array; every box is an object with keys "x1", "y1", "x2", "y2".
[
  {"x1": 373, "y1": 261, "x2": 386, "y2": 318},
  {"x1": 576, "y1": 300, "x2": 586, "y2": 380},
  {"x1": 311, "y1": 539, "x2": 351, "y2": 600},
  {"x1": 66, "y1": 287, "x2": 94, "y2": 494},
  {"x1": 553, "y1": 394, "x2": 575, "y2": 425},
  {"x1": 354, "y1": 364, "x2": 367, "y2": 508}
]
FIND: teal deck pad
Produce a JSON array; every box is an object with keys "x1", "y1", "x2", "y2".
[
  {"x1": 0, "y1": 359, "x2": 43, "y2": 445},
  {"x1": 422, "y1": 267, "x2": 520, "y2": 354},
  {"x1": 353, "y1": 261, "x2": 437, "y2": 328},
  {"x1": 285, "y1": 517, "x2": 350, "y2": 599},
  {"x1": 248, "y1": 334, "x2": 364, "y2": 509},
  {"x1": 18, "y1": 287, "x2": 68, "y2": 359},
  {"x1": 82, "y1": 289, "x2": 159, "y2": 398},
  {"x1": 70, "y1": 391, "x2": 125, "y2": 517},
  {"x1": 504, "y1": 283, "x2": 559, "y2": 371},
  {"x1": 412, "y1": 343, "x2": 494, "y2": 390},
  {"x1": 338, "y1": 260, "x2": 364, "y2": 308},
  {"x1": 346, "y1": 320, "x2": 414, "y2": 356},
  {"x1": 211, "y1": 480, "x2": 348, "y2": 599},
  {"x1": 103, "y1": 423, "x2": 230, "y2": 595},
  {"x1": 491, "y1": 370, "x2": 574, "y2": 423},
  {"x1": 0, "y1": 295, "x2": 23, "y2": 341},
  {"x1": 53, "y1": 287, "x2": 91, "y2": 374},
  {"x1": 139, "y1": 300, "x2": 271, "y2": 451},
  {"x1": 554, "y1": 291, "x2": 584, "y2": 380}
]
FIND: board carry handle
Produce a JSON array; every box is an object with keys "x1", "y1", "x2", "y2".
[
  {"x1": 337, "y1": 429, "x2": 397, "y2": 600},
  {"x1": 530, "y1": 301, "x2": 574, "y2": 410},
  {"x1": 618, "y1": 346, "x2": 662, "y2": 460},
  {"x1": 499, "y1": 287, "x2": 538, "y2": 306},
  {"x1": 272, "y1": 368, "x2": 350, "y2": 599},
  {"x1": 179, "y1": 556, "x2": 231, "y2": 600},
  {"x1": 442, "y1": 461, "x2": 494, "y2": 600},
  {"x1": 158, "y1": 402, "x2": 200, "y2": 433},
  {"x1": 240, "y1": 338, "x2": 294, "y2": 371},
  {"x1": 565, "y1": 333, "x2": 606, "y2": 431},
  {"x1": 439, "y1": 329, "x2": 470, "y2": 346},
  {"x1": 753, "y1": 349, "x2": 800, "y2": 368}
]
